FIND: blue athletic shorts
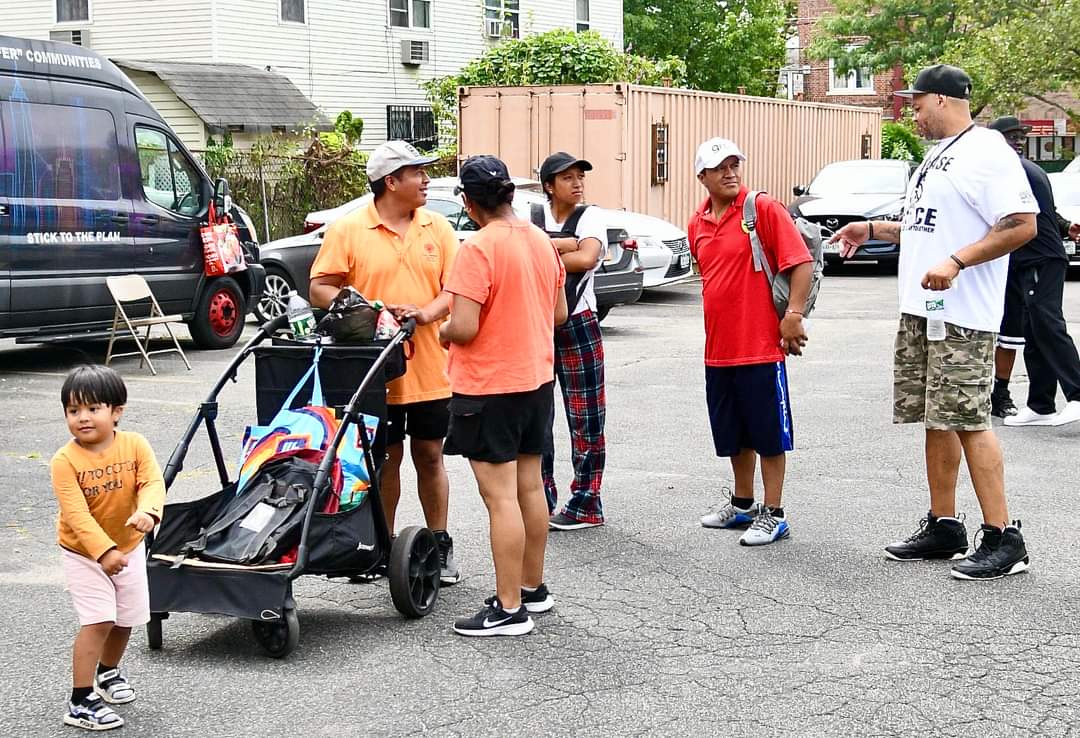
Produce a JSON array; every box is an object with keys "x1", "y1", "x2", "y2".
[{"x1": 705, "y1": 362, "x2": 794, "y2": 458}]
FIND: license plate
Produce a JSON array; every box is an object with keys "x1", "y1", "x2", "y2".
[
  {"x1": 679, "y1": 254, "x2": 690, "y2": 269},
  {"x1": 823, "y1": 241, "x2": 841, "y2": 255},
  {"x1": 1066, "y1": 241, "x2": 1076, "y2": 256}
]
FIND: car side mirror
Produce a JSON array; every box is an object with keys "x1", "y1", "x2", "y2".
[
  {"x1": 212, "y1": 178, "x2": 232, "y2": 214},
  {"x1": 792, "y1": 185, "x2": 806, "y2": 197}
]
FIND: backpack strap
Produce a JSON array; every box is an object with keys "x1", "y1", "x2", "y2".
[
  {"x1": 561, "y1": 204, "x2": 590, "y2": 236},
  {"x1": 530, "y1": 202, "x2": 546, "y2": 229},
  {"x1": 743, "y1": 191, "x2": 775, "y2": 285}
]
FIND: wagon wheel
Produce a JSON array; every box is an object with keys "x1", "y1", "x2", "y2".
[
  {"x1": 251, "y1": 608, "x2": 300, "y2": 658},
  {"x1": 389, "y1": 526, "x2": 440, "y2": 618},
  {"x1": 146, "y1": 612, "x2": 165, "y2": 650}
]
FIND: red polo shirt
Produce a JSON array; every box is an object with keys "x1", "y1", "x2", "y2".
[{"x1": 688, "y1": 187, "x2": 811, "y2": 367}]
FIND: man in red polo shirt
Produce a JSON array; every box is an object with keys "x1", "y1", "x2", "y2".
[{"x1": 689, "y1": 138, "x2": 813, "y2": 546}]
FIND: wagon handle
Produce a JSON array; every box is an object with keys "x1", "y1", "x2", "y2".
[{"x1": 292, "y1": 319, "x2": 417, "y2": 575}]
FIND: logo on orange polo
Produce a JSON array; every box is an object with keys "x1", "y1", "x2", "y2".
[{"x1": 424, "y1": 243, "x2": 438, "y2": 262}]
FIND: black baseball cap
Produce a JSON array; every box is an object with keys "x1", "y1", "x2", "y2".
[
  {"x1": 896, "y1": 64, "x2": 972, "y2": 100},
  {"x1": 456, "y1": 155, "x2": 511, "y2": 197},
  {"x1": 539, "y1": 152, "x2": 593, "y2": 183},
  {"x1": 989, "y1": 116, "x2": 1032, "y2": 135}
]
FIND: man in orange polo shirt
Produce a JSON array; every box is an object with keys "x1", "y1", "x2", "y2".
[{"x1": 309, "y1": 140, "x2": 461, "y2": 584}]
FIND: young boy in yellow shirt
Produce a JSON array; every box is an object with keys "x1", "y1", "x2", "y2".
[{"x1": 51, "y1": 365, "x2": 165, "y2": 731}]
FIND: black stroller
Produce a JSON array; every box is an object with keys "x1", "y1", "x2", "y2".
[{"x1": 144, "y1": 314, "x2": 440, "y2": 658}]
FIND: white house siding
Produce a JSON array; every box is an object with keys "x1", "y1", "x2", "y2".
[
  {"x1": 0, "y1": 0, "x2": 213, "y2": 60},
  {"x1": 3, "y1": 0, "x2": 624, "y2": 150},
  {"x1": 212, "y1": 0, "x2": 624, "y2": 148},
  {"x1": 119, "y1": 69, "x2": 209, "y2": 152}
]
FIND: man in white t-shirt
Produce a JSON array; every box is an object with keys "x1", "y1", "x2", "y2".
[
  {"x1": 537, "y1": 152, "x2": 609, "y2": 531},
  {"x1": 831, "y1": 64, "x2": 1038, "y2": 581}
]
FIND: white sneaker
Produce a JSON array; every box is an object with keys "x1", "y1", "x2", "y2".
[
  {"x1": 1052, "y1": 400, "x2": 1080, "y2": 427},
  {"x1": 1003, "y1": 407, "x2": 1058, "y2": 426},
  {"x1": 738, "y1": 509, "x2": 790, "y2": 546}
]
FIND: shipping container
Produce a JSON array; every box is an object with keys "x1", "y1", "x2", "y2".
[{"x1": 458, "y1": 83, "x2": 883, "y2": 230}]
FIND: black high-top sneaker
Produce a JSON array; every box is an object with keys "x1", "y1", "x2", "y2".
[
  {"x1": 951, "y1": 521, "x2": 1030, "y2": 580},
  {"x1": 884, "y1": 512, "x2": 968, "y2": 561},
  {"x1": 991, "y1": 387, "x2": 1018, "y2": 418}
]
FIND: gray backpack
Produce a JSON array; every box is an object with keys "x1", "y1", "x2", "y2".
[{"x1": 743, "y1": 191, "x2": 825, "y2": 319}]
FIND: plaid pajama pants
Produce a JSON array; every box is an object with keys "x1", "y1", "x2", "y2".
[{"x1": 542, "y1": 309, "x2": 606, "y2": 523}]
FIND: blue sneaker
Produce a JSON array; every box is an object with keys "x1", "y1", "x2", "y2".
[
  {"x1": 739, "y1": 509, "x2": 790, "y2": 546},
  {"x1": 701, "y1": 493, "x2": 759, "y2": 529}
]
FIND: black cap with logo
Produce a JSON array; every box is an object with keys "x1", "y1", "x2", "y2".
[
  {"x1": 896, "y1": 64, "x2": 972, "y2": 100},
  {"x1": 457, "y1": 155, "x2": 511, "y2": 197},
  {"x1": 539, "y1": 152, "x2": 593, "y2": 184}
]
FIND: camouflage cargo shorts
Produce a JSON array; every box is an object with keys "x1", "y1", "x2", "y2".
[{"x1": 893, "y1": 313, "x2": 996, "y2": 432}]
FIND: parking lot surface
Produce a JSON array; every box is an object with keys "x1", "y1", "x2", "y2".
[{"x1": 3, "y1": 269, "x2": 1080, "y2": 737}]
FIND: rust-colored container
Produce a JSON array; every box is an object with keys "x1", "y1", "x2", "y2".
[{"x1": 458, "y1": 83, "x2": 883, "y2": 230}]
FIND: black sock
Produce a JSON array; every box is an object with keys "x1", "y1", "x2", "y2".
[
  {"x1": 732, "y1": 495, "x2": 755, "y2": 510},
  {"x1": 768, "y1": 506, "x2": 785, "y2": 517},
  {"x1": 97, "y1": 662, "x2": 117, "y2": 676},
  {"x1": 71, "y1": 686, "x2": 93, "y2": 704},
  {"x1": 994, "y1": 377, "x2": 1009, "y2": 394}
]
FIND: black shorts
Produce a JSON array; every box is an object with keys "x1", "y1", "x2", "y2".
[
  {"x1": 705, "y1": 362, "x2": 794, "y2": 458},
  {"x1": 998, "y1": 266, "x2": 1025, "y2": 350},
  {"x1": 443, "y1": 382, "x2": 555, "y2": 464},
  {"x1": 385, "y1": 398, "x2": 450, "y2": 446}
]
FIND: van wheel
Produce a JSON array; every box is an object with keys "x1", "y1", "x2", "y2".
[{"x1": 188, "y1": 276, "x2": 245, "y2": 350}]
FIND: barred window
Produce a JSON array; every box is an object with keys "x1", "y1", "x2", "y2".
[{"x1": 386, "y1": 105, "x2": 437, "y2": 151}]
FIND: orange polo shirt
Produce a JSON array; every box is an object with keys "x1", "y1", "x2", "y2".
[{"x1": 310, "y1": 202, "x2": 459, "y2": 404}]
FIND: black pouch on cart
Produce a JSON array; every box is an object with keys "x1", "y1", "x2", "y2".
[
  {"x1": 177, "y1": 455, "x2": 321, "y2": 566},
  {"x1": 316, "y1": 286, "x2": 379, "y2": 343}
]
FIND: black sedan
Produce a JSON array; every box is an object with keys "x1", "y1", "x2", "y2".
[{"x1": 790, "y1": 159, "x2": 916, "y2": 266}]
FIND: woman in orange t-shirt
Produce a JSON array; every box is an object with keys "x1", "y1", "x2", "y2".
[{"x1": 441, "y1": 155, "x2": 568, "y2": 637}]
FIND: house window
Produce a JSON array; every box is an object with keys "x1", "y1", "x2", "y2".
[
  {"x1": 829, "y1": 55, "x2": 874, "y2": 94},
  {"x1": 484, "y1": 0, "x2": 520, "y2": 38},
  {"x1": 576, "y1": 0, "x2": 590, "y2": 31},
  {"x1": 386, "y1": 105, "x2": 437, "y2": 151},
  {"x1": 56, "y1": 0, "x2": 89, "y2": 23},
  {"x1": 390, "y1": 0, "x2": 431, "y2": 28},
  {"x1": 280, "y1": 0, "x2": 305, "y2": 24}
]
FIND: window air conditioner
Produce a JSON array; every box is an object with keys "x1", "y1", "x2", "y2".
[
  {"x1": 485, "y1": 18, "x2": 505, "y2": 38},
  {"x1": 50, "y1": 29, "x2": 90, "y2": 47},
  {"x1": 400, "y1": 39, "x2": 430, "y2": 65}
]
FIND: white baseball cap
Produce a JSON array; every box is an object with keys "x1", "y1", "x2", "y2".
[
  {"x1": 367, "y1": 140, "x2": 440, "y2": 181},
  {"x1": 695, "y1": 138, "x2": 746, "y2": 174}
]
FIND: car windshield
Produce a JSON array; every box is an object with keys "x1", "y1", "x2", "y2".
[{"x1": 807, "y1": 163, "x2": 908, "y2": 195}]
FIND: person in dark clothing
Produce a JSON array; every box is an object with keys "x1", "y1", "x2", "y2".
[{"x1": 988, "y1": 116, "x2": 1080, "y2": 427}]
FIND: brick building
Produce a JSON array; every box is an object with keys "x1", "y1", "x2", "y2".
[{"x1": 786, "y1": 0, "x2": 900, "y2": 118}]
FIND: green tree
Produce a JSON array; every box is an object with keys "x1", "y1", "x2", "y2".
[
  {"x1": 807, "y1": 0, "x2": 1078, "y2": 116},
  {"x1": 425, "y1": 29, "x2": 687, "y2": 143},
  {"x1": 625, "y1": 0, "x2": 791, "y2": 95}
]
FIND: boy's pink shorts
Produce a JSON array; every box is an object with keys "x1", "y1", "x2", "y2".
[{"x1": 62, "y1": 544, "x2": 150, "y2": 628}]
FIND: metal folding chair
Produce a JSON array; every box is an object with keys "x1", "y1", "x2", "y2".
[{"x1": 105, "y1": 275, "x2": 192, "y2": 375}]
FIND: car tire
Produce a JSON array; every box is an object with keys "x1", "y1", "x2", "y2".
[
  {"x1": 253, "y1": 266, "x2": 294, "y2": 325},
  {"x1": 188, "y1": 276, "x2": 246, "y2": 350}
]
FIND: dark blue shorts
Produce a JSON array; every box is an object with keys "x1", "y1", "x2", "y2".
[{"x1": 705, "y1": 362, "x2": 794, "y2": 458}]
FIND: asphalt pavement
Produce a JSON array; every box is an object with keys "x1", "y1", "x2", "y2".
[{"x1": 3, "y1": 265, "x2": 1080, "y2": 737}]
